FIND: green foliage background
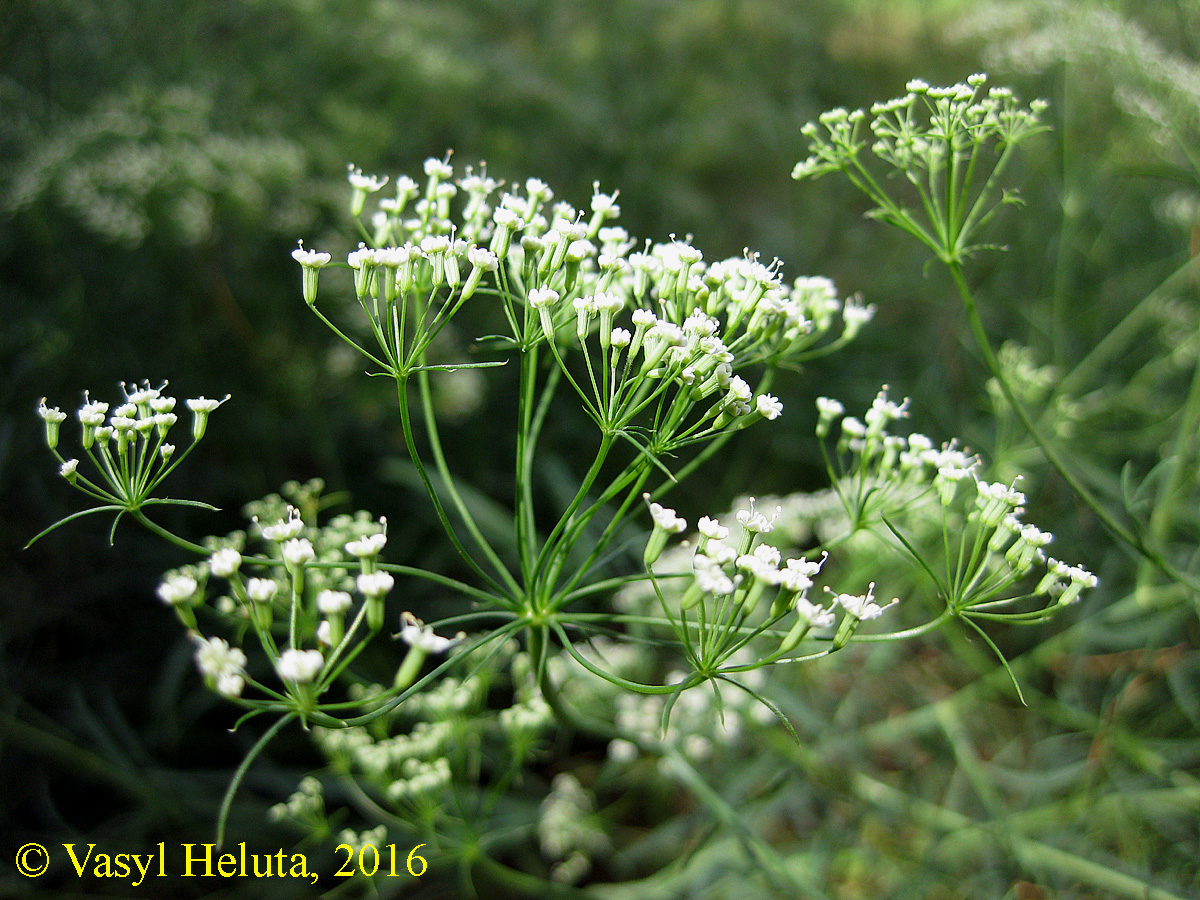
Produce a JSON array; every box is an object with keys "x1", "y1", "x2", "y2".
[{"x1": 2, "y1": 0, "x2": 1198, "y2": 897}]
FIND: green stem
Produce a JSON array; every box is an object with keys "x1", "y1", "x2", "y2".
[
  {"x1": 215, "y1": 712, "x2": 296, "y2": 848},
  {"x1": 394, "y1": 376, "x2": 507, "y2": 596},
  {"x1": 948, "y1": 262, "x2": 1198, "y2": 594},
  {"x1": 131, "y1": 509, "x2": 213, "y2": 555},
  {"x1": 531, "y1": 432, "x2": 616, "y2": 599},
  {"x1": 417, "y1": 367, "x2": 521, "y2": 596}
]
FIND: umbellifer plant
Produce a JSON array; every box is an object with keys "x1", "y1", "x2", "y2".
[{"x1": 33, "y1": 76, "x2": 1099, "y2": 894}]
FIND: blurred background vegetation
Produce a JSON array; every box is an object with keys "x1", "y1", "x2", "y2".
[{"x1": 2, "y1": 0, "x2": 1198, "y2": 897}]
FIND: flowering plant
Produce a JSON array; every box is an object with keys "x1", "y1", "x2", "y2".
[{"x1": 33, "y1": 78, "x2": 1101, "y2": 893}]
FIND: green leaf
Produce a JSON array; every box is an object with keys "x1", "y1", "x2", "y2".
[{"x1": 24, "y1": 504, "x2": 123, "y2": 549}]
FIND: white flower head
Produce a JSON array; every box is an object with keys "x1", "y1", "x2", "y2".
[
  {"x1": 528, "y1": 286, "x2": 560, "y2": 309},
  {"x1": 77, "y1": 394, "x2": 110, "y2": 426},
  {"x1": 157, "y1": 573, "x2": 198, "y2": 606},
  {"x1": 425, "y1": 157, "x2": 454, "y2": 180},
  {"x1": 185, "y1": 394, "x2": 230, "y2": 440},
  {"x1": 260, "y1": 506, "x2": 304, "y2": 542},
  {"x1": 399, "y1": 612, "x2": 465, "y2": 655},
  {"x1": 648, "y1": 501, "x2": 687, "y2": 534},
  {"x1": 209, "y1": 548, "x2": 243, "y2": 578},
  {"x1": 736, "y1": 498, "x2": 780, "y2": 534},
  {"x1": 292, "y1": 240, "x2": 332, "y2": 268},
  {"x1": 283, "y1": 537, "x2": 316, "y2": 568},
  {"x1": 185, "y1": 396, "x2": 226, "y2": 414},
  {"x1": 348, "y1": 165, "x2": 389, "y2": 193},
  {"x1": 345, "y1": 533, "x2": 387, "y2": 558},
  {"x1": 246, "y1": 577, "x2": 278, "y2": 603},
  {"x1": 829, "y1": 582, "x2": 898, "y2": 621},
  {"x1": 697, "y1": 516, "x2": 729, "y2": 541},
  {"x1": 795, "y1": 597, "x2": 836, "y2": 630},
  {"x1": 276, "y1": 648, "x2": 324, "y2": 683},
  {"x1": 692, "y1": 554, "x2": 735, "y2": 595},
  {"x1": 357, "y1": 571, "x2": 394, "y2": 599},
  {"x1": 317, "y1": 589, "x2": 353, "y2": 615},
  {"x1": 37, "y1": 398, "x2": 67, "y2": 448},
  {"x1": 756, "y1": 394, "x2": 783, "y2": 421},
  {"x1": 193, "y1": 635, "x2": 247, "y2": 698}
]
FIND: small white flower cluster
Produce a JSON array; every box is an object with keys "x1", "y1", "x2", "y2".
[
  {"x1": 538, "y1": 773, "x2": 610, "y2": 885},
  {"x1": 819, "y1": 387, "x2": 978, "y2": 531},
  {"x1": 401, "y1": 674, "x2": 485, "y2": 720},
  {"x1": 386, "y1": 756, "x2": 453, "y2": 805},
  {"x1": 291, "y1": 159, "x2": 868, "y2": 439},
  {"x1": 498, "y1": 695, "x2": 553, "y2": 742},
  {"x1": 150, "y1": 481, "x2": 414, "y2": 709},
  {"x1": 267, "y1": 776, "x2": 325, "y2": 825},
  {"x1": 793, "y1": 76, "x2": 1049, "y2": 264},
  {"x1": 816, "y1": 390, "x2": 1096, "y2": 615},
  {"x1": 37, "y1": 381, "x2": 228, "y2": 508},
  {"x1": 398, "y1": 611, "x2": 465, "y2": 655},
  {"x1": 335, "y1": 825, "x2": 389, "y2": 859},
  {"x1": 192, "y1": 634, "x2": 248, "y2": 698},
  {"x1": 339, "y1": 721, "x2": 453, "y2": 781},
  {"x1": 793, "y1": 74, "x2": 1048, "y2": 184}
]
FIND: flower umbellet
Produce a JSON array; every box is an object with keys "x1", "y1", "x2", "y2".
[{"x1": 31, "y1": 81, "x2": 1096, "y2": 891}]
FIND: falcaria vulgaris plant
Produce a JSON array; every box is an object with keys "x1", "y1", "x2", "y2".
[{"x1": 33, "y1": 76, "x2": 1096, "y2": 893}]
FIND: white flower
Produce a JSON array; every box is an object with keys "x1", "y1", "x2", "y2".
[
  {"x1": 608, "y1": 738, "x2": 638, "y2": 763},
  {"x1": 77, "y1": 397, "x2": 110, "y2": 426},
  {"x1": 246, "y1": 577, "x2": 278, "y2": 603},
  {"x1": 831, "y1": 582, "x2": 897, "y2": 620},
  {"x1": 347, "y1": 243, "x2": 378, "y2": 269},
  {"x1": 157, "y1": 573, "x2": 198, "y2": 606},
  {"x1": 276, "y1": 648, "x2": 324, "y2": 683},
  {"x1": 193, "y1": 635, "x2": 248, "y2": 698},
  {"x1": 317, "y1": 590, "x2": 353, "y2": 615},
  {"x1": 736, "y1": 553, "x2": 781, "y2": 585},
  {"x1": 37, "y1": 399, "x2": 67, "y2": 424},
  {"x1": 493, "y1": 207, "x2": 523, "y2": 229},
  {"x1": 648, "y1": 502, "x2": 687, "y2": 534},
  {"x1": 283, "y1": 538, "x2": 316, "y2": 568},
  {"x1": 357, "y1": 571, "x2": 394, "y2": 599},
  {"x1": 185, "y1": 396, "x2": 225, "y2": 414},
  {"x1": 316, "y1": 620, "x2": 333, "y2": 646},
  {"x1": 795, "y1": 598, "x2": 836, "y2": 630},
  {"x1": 346, "y1": 533, "x2": 387, "y2": 558},
  {"x1": 697, "y1": 516, "x2": 729, "y2": 541},
  {"x1": 260, "y1": 507, "x2": 304, "y2": 542},
  {"x1": 399, "y1": 612, "x2": 465, "y2": 654},
  {"x1": 840, "y1": 298, "x2": 875, "y2": 340},
  {"x1": 347, "y1": 165, "x2": 388, "y2": 193},
  {"x1": 424, "y1": 157, "x2": 454, "y2": 180},
  {"x1": 37, "y1": 398, "x2": 67, "y2": 448},
  {"x1": 756, "y1": 394, "x2": 783, "y2": 421},
  {"x1": 59, "y1": 459, "x2": 79, "y2": 481},
  {"x1": 705, "y1": 540, "x2": 738, "y2": 565},
  {"x1": 736, "y1": 499, "x2": 780, "y2": 534},
  {"x1": 467, "y1": 246, "x2": 498, "y2": 271},
  {"x1": 528, "y1": 286, "x2": 560, "y2": 309},
  {"x1": 185, "y1": 394, "x2": 229, "y2": 440},
  {"x1": 216, "y1": 672, "x2": 246, "y2": 698},
  {"x1": 631, "y1": 308, "x2": 657, "y2": 328},
  {"x1": 752, "y1": 544, "x2": 781, "y2": 567},
  {"x1": 291, "y1": 240, "x2": 332, "y2": 268},
  {"x1": 693, "y1": 554, "x2": 735, "y2": 595},
  {"x1": 209, "y1": 548, "x2": 243, "y2": 578}
]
